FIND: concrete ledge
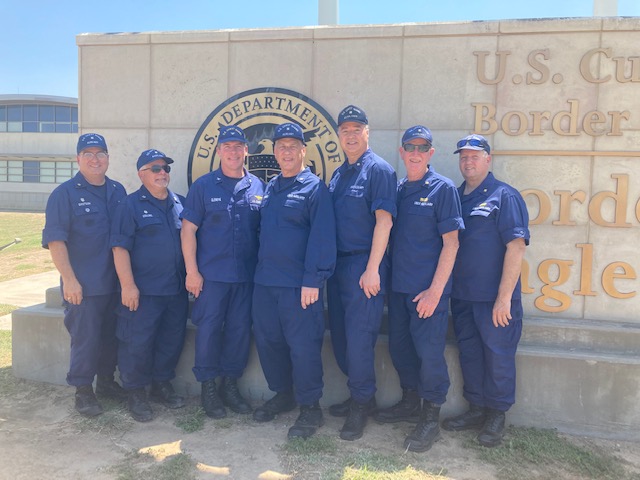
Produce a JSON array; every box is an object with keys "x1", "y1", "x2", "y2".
[{"x1": 11, "y1": 299, "x2": 640, "y2": 441}]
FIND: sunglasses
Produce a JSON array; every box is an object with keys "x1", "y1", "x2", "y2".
[
  {"x1": 402, "y1": 143, "x2": 431, "y2": 153},
  {"x1": 456, "y1": 138, "x2": 489, "y2": 151},
  {"x1": 141, "y1": 164, "x2": 171, "y2": 174}
]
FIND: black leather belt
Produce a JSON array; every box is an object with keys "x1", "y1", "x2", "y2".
[{"x1": 337, "y1": 250, "x2": 370, "y2": 257}]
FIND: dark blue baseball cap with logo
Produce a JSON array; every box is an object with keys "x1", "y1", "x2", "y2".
[
  {"x1": 77, "y1": 133, "x2": 108, "y2": 153},
  {"x1": 402, "y1": 125, "x2": 433, "y2": 145},
  {"x1": 272, "y1": 122, "x2": 306, "y2": 145},
  {"x1": 136, "y1": 149, "x2": 174, "y2": 170},
  {"x1": 337, "y1": 105, "x2": 368, "y2": 126},
  {"x1": 217, "y1": 125, "x2": 248, "y2": 145},
  {"x1": 454, "y1": 134, "x2": 491, "y2": 154}
]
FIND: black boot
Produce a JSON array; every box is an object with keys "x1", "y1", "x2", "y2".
[
  {"x1": 253, "y1": 390, "x2": 296, "y2": 422},
  {"x1": 477, "y1": 408, "x2": 506, "y2": 447},
  {"x1": 441, "y1": 404, "x2": 486, "y2": 431},
  {"x1": 404, "y1": 402, "x2": 441, "y2": 452},
  {"x1": 75, "y1": 385, "x2": 103, "y2": 417},
  {"x1": 328, "y1": 397, "x2": 352, "y2": 417},
  {"x1": 150, "y1": 381, "x2": 185, "y2": 409},
  {"x1": 287, "y1": 403, "x2": 324, "y2": 439},
  {"x1": 330, "y1": 396, "x2": 377, "y2": 418},
  {"x1": 374, "y1": 389, "x2": 421, "y2": 424},
  {"x1": 340, "y1": 397, "x2": 376, "y2": 441},
  {"x1": 219, "y1": 377, "x2": 252, "y2": 414},
  {"x1": 128, "y1": 388, "x2": 153, "y2": 422},
  {"x1": 95, "y1": 374, "x2": 127, "y2": 401},
  {"x1": 201, "y1": 379, "x2": 226, "y2": 419}
]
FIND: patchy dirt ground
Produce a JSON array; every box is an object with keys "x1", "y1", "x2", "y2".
[{"x1": 0, "y1": 377, "x2": 639, "y2": 480}]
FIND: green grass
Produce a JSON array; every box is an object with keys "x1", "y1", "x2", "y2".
[
  {"x1": 0, "y1": 304, "x2": 19, "y2": 317},
  {"x1": 174, "y1": 405, "x2": 206, "y2": 433},
  {"x1": 0, "y1": 212, "x2": 55, "y2": 282},
  {"x1": 464, "y1": 426, "x2": 635, "y2": 480},
  {"x1": 112, "y1": 451, "x2": 197, "y2": 480}
]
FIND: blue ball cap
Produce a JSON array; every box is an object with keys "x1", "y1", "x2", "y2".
[
  {"x1": 217, "y1": 125, "x2": 248, "y2": 145},
  {"x1": 77, "y1": 133, "x2": 108, "y2": 154},
  {"x1": 338, "y1": 105, "x2": 368, "y2": 126},
  {"x1": 136, "y1": 149, "x2": 174, "y2": 170},
  {"x1": 402, "y1": 125, "x2": 433, "y2": 145},
  {"x1": 454, "y1": 134, "x2": 491, "y2": 154},
  {"x1": 272, "y1": 122, "x2": 306, "y2": 145}
]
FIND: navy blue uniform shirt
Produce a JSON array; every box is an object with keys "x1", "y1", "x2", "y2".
[
  {"x1": 42, "y1": 172, "x2": 127, "y2": 296},
  {"x1": 391, "y1": 167, "x2": 464, "y2": 295},
  {"x1": 254, "y1": 168, "x2": 336, "y2": 288},
  {"x1": 110, "y1": 186, "x2": 186, "y2": 296},
  {"x1": 181, "y1": 168, "x2": 264, "y2": 283},
  {"x1": 452, "y1": 172, "x2": 530, "y2": 302},
  {"x1": 329, "y1": 149, "x2": 397, "y2": 253}
]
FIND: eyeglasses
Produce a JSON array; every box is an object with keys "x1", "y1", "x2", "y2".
[
  {"x1": 141, "y1": 164, "x2": 171, "y2": 174},
  {"x1": 402, "y1": 143, "x2": 431, "y2": 153},
  {"x1": 456, "y1": 138, "x2": 489, "y2": 151},
  {"x1": 80, "y1": 151, "x2": 108, "y2": 161}
]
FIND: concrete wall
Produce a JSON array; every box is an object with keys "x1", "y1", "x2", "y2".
[{"x1": 76, "y1": 17, "x2": 640, "y2": 324}]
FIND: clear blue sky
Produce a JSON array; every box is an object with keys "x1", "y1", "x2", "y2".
[{"x1": 2, "y1": 0, "x2": 638, "y2": 98}]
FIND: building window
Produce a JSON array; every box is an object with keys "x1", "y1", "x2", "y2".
[
  {"x1": 0, "y1": 104, "x2": 78, "y2": 133},
  {"x1": 0, "y1": 160, "x2": 78, "y2": 183}
]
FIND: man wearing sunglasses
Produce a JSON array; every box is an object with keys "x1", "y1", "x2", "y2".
[
  {"x1": 110, "y1": 149, "x2": 188, "y2": 422},
  {"x1": 375, "y1": 126, "x2": 463, "y2": 452},
  {"x1": 443, "y1": 134, "x2": 530, "y2": 447},
  {"x1": 327, "y1": 105, "x2": 397, "y2": 441},
  {"x1": 43, "y1": 133, "x2": 127, "y2": 417},
  {"x1": 181, "y1": 125, "x2": 264, "y2": 420}
]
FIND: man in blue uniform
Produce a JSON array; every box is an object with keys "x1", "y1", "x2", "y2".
[
  {"x1": 375, "y1": 126, "x2": 463, "y2": 452},
  {"x1": 111, "y1": 149, "x2": 188, "y2": 422},
  {"x1": 42, "y1": 133, "x2": 127, "y2": 417},
  {"x1": 442, "y1": 134, "x2": 530, "y2": 448},
  {"x1": 181, "y1": 125, "x2": 264, "y2": 419},
  {"x1": 252, "y1": 122, "x2": 336, "y2": 440},
  {"x1": 327, "y1": 105, "x2": 397, "y2": 441}
]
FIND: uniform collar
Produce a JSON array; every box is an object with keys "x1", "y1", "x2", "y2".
[
  {"x1": 459, "y1": 171, "x2": 496, "y2": 197},
  {"x1": 342, "y1": 148, "x2": 372, "y2": 172},
  {"x1": 399, "y1": 166, "x2": 434, "y2": 188},
  {"x1": 272, "y1": 167, "x2": 313, "y2": 192},
  {"x1": 213, "y1": 167, "x2": 252, "y2": 188},
  {"x1": 73, "y1": 172, "x2": 119, "y2": 193}
]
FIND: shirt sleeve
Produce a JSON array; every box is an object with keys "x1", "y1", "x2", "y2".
[
  {"x1": 498, "y1": 189, "x2": 530, "y2": 246},
  {"x1": 109, "y1": 201, "x2": 136, "y2": 251},
  {"x1": 42, "y1": 187, "x2": 71, "y2": 248},
  {"x1": 302, "y1": 181, "x2": 337, "y2": 288},
  {"x1": 180, "y1": 178, "x2": 206, "y2": 227},
  {"x1": 436, "y1": 182, "x2": 465, "y2": 236},
  {"x1": 369, "y1": 162, "x2": 398, "y2": 217}
]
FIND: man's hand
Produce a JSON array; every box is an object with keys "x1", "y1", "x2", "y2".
[
  {"x1": 186, "y1": 271, "x2": 204, "y2": 298},
  {"x1": 492, "y1": 297, "x2": 512, "y2": 327},
  {"x1": 359, "y1": 268, "x2": 381, "y2": 299},
  {"x1": 412, "y1": 288, "x2": 442, "y2": 319},
  {"x1": 301, "y1": 286, "x2": 320, "y2": 309},
  {"x1": 62, "y1": 277, "x2": 83, "y2": 305},
  {"x1": 121, "y1": 284, "x2": 140, "y2": 311}
]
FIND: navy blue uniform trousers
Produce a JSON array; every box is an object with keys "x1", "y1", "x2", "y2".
[
  {"x1": 252, "y1": 285, "x2": 325, "y2": 406},
  {"x1": 450, "y1": 298, "x2": 522, "y2": 412},
  {"x1": 387, "y1": 292, "x2": 450, "y2": 404},
  {"x1": 116, "y1": 293, "x2": 188, "y2": 390},
  {"x1": 64, "y1": 293, "x2": 119, "y2": 387},
  {"x1": 327, "y1": 253, "x2": 387, "y2": 403},
  {"x1": 191, "y1": 280, "x2": 253, "y2": 382}
]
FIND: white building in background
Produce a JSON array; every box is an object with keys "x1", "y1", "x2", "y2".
[{"x1": 0, "y1": 94, "x2": 79, "y2": 212}]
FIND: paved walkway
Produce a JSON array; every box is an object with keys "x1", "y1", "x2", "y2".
[{"x1": 0, "y1": 270, "x2": 59, "y2": 330}]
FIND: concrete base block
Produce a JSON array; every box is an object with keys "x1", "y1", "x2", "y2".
[{"x1": 10, "y1": 293, "x2": 640, "y2": 441}]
